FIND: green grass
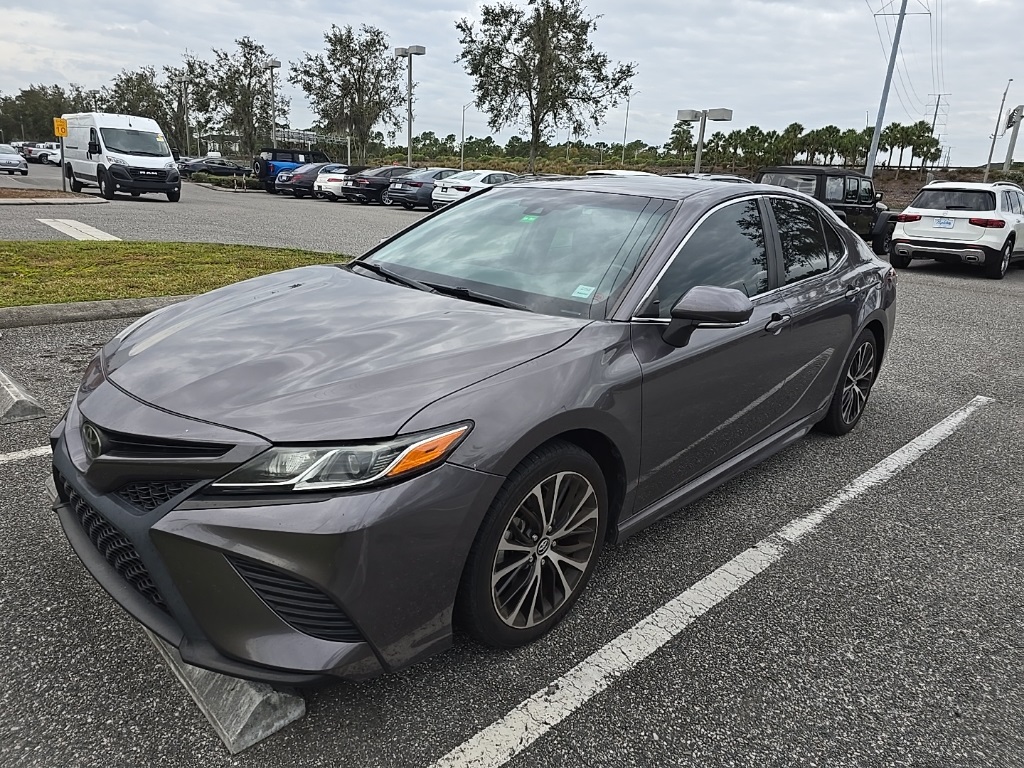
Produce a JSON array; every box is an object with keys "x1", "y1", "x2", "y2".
[{"x1": 0, "y1": 241, "x2": 348, "y2": 307}]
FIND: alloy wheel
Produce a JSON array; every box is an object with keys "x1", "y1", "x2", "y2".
[
  {"x1": 491, "y1": 471, "x2": 600, "y2": 629},
  {"x1": 1001, "y1": 243, "x2": 1011, "y2": 276},
  {"x1": 381, "y1": 189, "x2": 392, "y2": 205},
  {"x1": 841, "y1": 341, "x2": 875, "y2": 425}
]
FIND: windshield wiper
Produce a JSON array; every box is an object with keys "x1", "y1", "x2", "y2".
[
  {"x1": 349, "y1": 261, "x2": 436, "y2": 293},
  {"x1": 426, "y1": 283, "x2": 531, "y2": 312}
]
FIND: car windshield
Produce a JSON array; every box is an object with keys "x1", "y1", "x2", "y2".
[
  {"x1": 759, "y1": 172, "x2": 818, "y2": 195},
  {"x1": 367, "y1": 186, "x2": 674, "y2": 319},
  {"x1": 0, "y1": 144, "x2": 16, "y2": 154},
  {"x1": 100, "y1": 128, "x2": 171, "y2": 157},
  {"x1": 911, "y1": 189, "x2": 996, "y2": 211}
]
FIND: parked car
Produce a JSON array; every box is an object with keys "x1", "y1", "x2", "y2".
[
  {"x1": 17, "y1": 141, "x2": 39, "y2": 158},
  {"x1": 431, "y1": 169, "x2": 519, "y2": 208},
  {"x1": 386, "y1": 167, "x2": 460, "y2": 209},
  {"x1": 275, "y1": 163, "x2": 345, "y2": 198},
  {"x1": 341, "y1": 165, "x2": 414, "y2": 205},
  {"x1": 313, "y1": 165, "x2": 370, "y2": 201},
  {"x1": 178, "y1": 156, "x2": 252, "y2": 178},
  {"x1": 27, "y1": 142, "x2": 60, "y2": 164},
  {"x1": 754, "y1": 166, "x2": 894, "y2": 255},
  {"x1": 889, "y1": 180, "x2": 1024, "y2": 280},
  {"x1": 50, "y1": 175, "x2": 895, "y2": 684},
  {"x1": 665, "y1": 172, "x2": 753, "y2": 184},
  {"x1": 44, "y1": 148, "x2": 63, "y2": 166},
  {"x1": 0, "y1": 143, "x2": 29, "y2": 175},
  {"x1": 585, "y1": 169, "x2": 658, "y2": 177},
  {"x1": 252, "y1": 147, "x2": 331, "y2": 194}
]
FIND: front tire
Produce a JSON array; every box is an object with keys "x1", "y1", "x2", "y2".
[
  {"x1": 985, "y1": 240, "x2": 1012, "y2": 280},
  {"x1": 380, "y1": 189, "x2": 393, "y2": 206},
  {"x1": 167, "y1": 189, "x2": 180, "y2": 202},
  {"x1": 456, "y1": 441, "x2": 608, "y2": 648},
  {"x1": 819, "y1": 329, "x2": 878, "y2": 435},
  {"x1": 401, "y1": 202, "x2": 416, "y2": 210},
  {"x1": 20, "y1": 170, "x2": 28, "y2": 176},
  {"x1": 97, "y1": 169, "x2": 115, "y2": 200}
]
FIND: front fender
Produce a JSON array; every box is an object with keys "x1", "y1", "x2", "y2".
[{"x1": 871, "y1": 210, "x2": 895, "y2": 237}]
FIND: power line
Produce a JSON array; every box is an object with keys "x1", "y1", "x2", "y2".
[
  {"x1": 867, "y1": 7, "x2": 917, "y2": 120},
  {"x1": 879, "y1": 7, "x2": 928, "y2": 113}
]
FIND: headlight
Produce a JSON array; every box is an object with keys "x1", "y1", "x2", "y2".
[
  {"x1": 210, "y1": 424, "x2": 471, "y2": 492},
  {"x1": 106, "y1": 156, "x2": 127, "y2": 165},
  {"x1": 164, "y1": 161, "x2": 176, "y2": 169}
]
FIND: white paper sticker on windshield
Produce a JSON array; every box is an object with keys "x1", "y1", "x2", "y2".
[{"x1": 572, "y1": 285, "x2": 596, "y2": 299}]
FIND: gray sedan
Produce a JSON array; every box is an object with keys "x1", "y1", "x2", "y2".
[
  {"x1": 51, "y1": 176, "x2": 896, "y2": 685},
  {"x1": 0, "y1": 144, "x2": 28, "y2": 175}
]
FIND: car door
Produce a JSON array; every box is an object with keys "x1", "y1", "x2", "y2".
[
  {"x1": 631, "y1": 197, "x2": 805, "y2": 509},
  {"x1": 767, "y1": 196, "x2": 860, "y2": 422},
  {"x1": 1005, "y1": 191, "x2": 1024, "y2": 251}
]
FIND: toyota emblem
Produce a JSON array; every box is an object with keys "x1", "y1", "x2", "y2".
[{"x1": 81, "y1": 422, "x2": 103, "y2": 460}]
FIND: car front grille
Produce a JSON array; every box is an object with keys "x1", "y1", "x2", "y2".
[
  {"x1": 86, "y1": 423, "x2": 231, "y2": 459},
  {"x1": 57, "y1": 471, "x2": 168, "y2": 612},
  {"x1": 227, "y1": 556, "x2": 363, "y2": 643},
  {"x1": 127, "y1": 168, "x2": 168, "y2": 182},
  {"x1": 116, "y1": 480, "x2": 195, "y2": 513}
]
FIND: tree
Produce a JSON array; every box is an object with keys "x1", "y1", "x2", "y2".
[
  {"x1": 162, "y1": 54, "x2": 211, "y2": 155},
  {"x1": 0, "y1": 84, "x2": 91, "y2": 142},
  {"x1": 289, "y1": 25, "x2": 404, "y2": 164},
  {"x1": 206, "y1": 37, "x2": 287, "y2": 158},
  {"x1": 663, "y1": 120, "x2": 693, "y2": 165},
  {"x1": 456, "y1": 0, "x2": 636, "y2": 171},
  {"x1": 101, "y1": 67, "x2": 169, "y2": 127}
]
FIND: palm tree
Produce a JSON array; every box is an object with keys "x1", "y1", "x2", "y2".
[
  {"x1": 820, "y1": 125, "x2": 842, "y2": 166},
  {"x1": 724, "y1": 130, "x2": 743, "y2": 171},
  {"x1": 781, "y1": 122, "x2": 804, "y2": 164},
  {"x1": 705, "y1": 131, "x2": 726, "y2": 169},
  {"x1": 880, "y1": 123, "x2": 901, "y2": 168}
]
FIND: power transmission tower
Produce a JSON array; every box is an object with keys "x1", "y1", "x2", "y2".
[
  {"x1": 927, "y1": 93, "x2": 951, "y2": 134},
  {"x1": 866, "y1": 0, "x2": 911, "y2": 177}
]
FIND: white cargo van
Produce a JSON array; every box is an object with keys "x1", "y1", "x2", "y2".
[{"x1": 61, "y1": 112, "x2": 182, "y2": 202}]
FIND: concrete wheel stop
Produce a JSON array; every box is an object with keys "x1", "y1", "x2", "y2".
[
  {"x1": 0, "y1": 365, "x2": 46, "y2": 424},
  {"x1": 42, "y1": 479, "x2": 305, "y2": 753},
  {"x1": 143, "y1": 630, "x2": 306, "y2": 754}
]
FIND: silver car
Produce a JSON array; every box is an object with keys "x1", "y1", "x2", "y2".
[{"x1": 0, "y1": 144, "x2": 29, "y2": 175}]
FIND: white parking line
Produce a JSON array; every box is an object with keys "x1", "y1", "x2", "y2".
[
  {"x1": 431, "y1": 395, "x2": 995, "y2": 768},
  {"x1": 0, "y1": 445, "x2": 51, "y2": 464},
  {"x1": 36, "y1": 219, "x2": 121, "y2": 241}
]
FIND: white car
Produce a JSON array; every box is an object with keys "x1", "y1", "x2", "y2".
[
  {"x1": 28, "y1": 142, "x2": 60, "y2": 164},
  {"x1": 44, "y1": 148, "x2": 63, "y2": 166},
  {"x1": 890, "y1": 180, "x2": 1024, "y2": 280},
  {"x1": 431, "y1": 170, "x2": 518, "y2": 209},
  {"x1": 314, "y1": 165, "x2": 369, "y2": 201},
  {"x1": 584, "y1": 169, "x2": 658, "y2": 177},
  {"x1": 0, "y1": 143, "x2": 29, "y2": 175}
]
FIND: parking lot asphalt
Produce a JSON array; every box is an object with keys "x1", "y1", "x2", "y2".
[
  {"x1": 0, "y1": 254, "x2": 1021, "y2": 767},
  {"x1": 0, "y1": 163, "x2": 427, "y2": 258}
]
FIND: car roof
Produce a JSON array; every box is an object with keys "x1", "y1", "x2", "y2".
[
  {"x1": 921, "y1": 180, "x2": 1017, "y2": 191},
  {"x1": 506, "y1": 174, "x2": 795, "y2": 203},
  {"x1": 758, "y1": 165, "x2": 868, "y2": 178}
]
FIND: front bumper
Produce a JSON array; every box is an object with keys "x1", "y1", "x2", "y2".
[
  {"x1": 891, "y1": 237, "x2": 999, "y2": 265},
  {"x1": 52, "y1": 379, "x2": 504, "y2": 684},
  {"x1": 106, "y1": 165, "x2": 180, "y2": 194}
]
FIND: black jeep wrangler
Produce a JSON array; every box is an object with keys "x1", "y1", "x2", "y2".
[
  {"x1": 252, "y1": 147, "x2": 332, "y2": 194},
  {"x1": 754, "y1": 166, "x2": 895, "y2": 255}
]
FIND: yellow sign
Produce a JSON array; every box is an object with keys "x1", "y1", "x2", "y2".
[{"x1": 53, "y1": 118, "x2": 68, "y2": 138}]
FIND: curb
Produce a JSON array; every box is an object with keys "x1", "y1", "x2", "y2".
[
  {"x1": 0, "y1": 196, "x2": 106, "y2": 205},
  {"x1": 0, "y1": 295, "x2": 193, "y2": 329},
  {"x1": 0, "y1": 366, "x2": 45, "y2": 424}
]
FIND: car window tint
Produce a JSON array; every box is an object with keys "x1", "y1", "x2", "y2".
[
  {"x1": 1017, "y1": 191, "x2": 1024, "y2": 213},
  {"x1": 760, "y1": 172, "x2": 817, "y2": 195},
  {"x1": 822, "y1": 218, "x2": 846, "y2": 265},
  {"x1": 771, "y1": 198, "x2": 830, "y2": 284},
  {"x1": 859, "y1": 179, "x2": 875, "y2": 204},
  {"x1": 650, "y1": 200, "x2": 769, "y2": 317},
  {"x1": 825, "y1": 177, "x2": 844, "y2": 202},
  {"x1": 844, "y1": 177, "x2": 859, "y2": 202}
]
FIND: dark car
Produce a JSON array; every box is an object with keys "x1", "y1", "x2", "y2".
[
  {"x1": 178, "y1": 157, "x2": 252, "y2": 178},
  {"x1": 273, "y1": 163, "x2": 341, "y2": 198},
  {"x1": 253, "y1": 147, "x2": 332, "y2": 194},
  {"x1": 386, "y1": 167, "x2": 460, "y2": 210},
  {"x1": 51, "y1": 177, "x2": 896, "y2": 684},
  {"x1": 755, "y1": 166, "x2": 895, "y2": 255},
  {"x1": 341, "y1": 165, "x2": 414, "y2": 205}
]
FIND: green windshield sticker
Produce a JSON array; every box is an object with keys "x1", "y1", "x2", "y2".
[
  {"x1": 572, "y1": 285, "x2": 596, "y2": 299},
  {"x1": 520, "y1": 214, "x2": 538, "y2": 222}
]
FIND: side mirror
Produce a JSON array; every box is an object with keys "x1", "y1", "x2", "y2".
[
  {"x1": 663, "y1": 285, "x2": 754, "y2": 348},
  {"x1": 88, "y1": 141, "x2": 101, "y2": 155},
  {"x1": 171, "y1": 148, "x2": 181, "y2": 161},
  {"x1": 874, "y1": 191, "x2": 884, "y2": 201}
]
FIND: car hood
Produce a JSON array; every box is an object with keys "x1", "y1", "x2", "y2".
[{"x1": 104, "y1": 265, "x2": 588, "y2": 442}]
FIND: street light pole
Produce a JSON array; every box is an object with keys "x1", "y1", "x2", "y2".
[
  {"x1": 983, "y1": 78, "x2": 1013, "y2": 182},
  {"x1": 461, "y1": 101, "x2": 472, "y2": 171},
  {"x1": 395, "y1": 46, "x2": 426, "y2": 167},
  {"x1": 621, "y1": 90, "x2": 638, "y2": 164},
  {"x1": 677, "y1": 108, "x2": 733, "y2": 174},
  {"x1": 265, "y1": 59, "x2": 281, "y2": 147}
]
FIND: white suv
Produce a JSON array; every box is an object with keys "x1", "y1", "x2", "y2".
[{"x1": 890, "y1": 180, "x2": 1024, "y2": 279}]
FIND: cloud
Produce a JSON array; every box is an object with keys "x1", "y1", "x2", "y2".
[{"x1": 0, "y1": 0, "x2": 1018, "y2": 164}]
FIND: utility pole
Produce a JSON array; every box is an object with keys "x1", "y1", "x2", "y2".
[
  {"x1": 983, "y1": 78, "x2": 1012, "y2": 182},
  {"x1": 928, "y1": 93, "x2": 951, "y2": 134},
  {"x1": 1002, "y1": 104, "x2": 1023, "y2": 171},
  {"x1": 865, "y1": 0, "x2": 910, "y2": 177}
]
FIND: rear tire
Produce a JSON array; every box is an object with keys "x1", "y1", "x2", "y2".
[
  {"x1": 889, "y1": 249, "x2": 911, "y2": 269},
  {"x1": 818, "y1": 329, "x2": 878, "y2": 436},
  {"x1": 380, "y1": 189, "x2": 393, "y2": 206},
  {"x1": 985, "y1": 240, "x2": 1012, "y2": 280},
  {"x1": 872, "y1": 225, "x2": 893, "y2": 256},
  {"x1": 401, "y1": 202, "x2": 415, "y2": 210},
  {"x1": 264, "y1": 181, "x2": 277, "y2": 194}
]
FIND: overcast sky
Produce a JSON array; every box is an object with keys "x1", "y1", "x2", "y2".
[{"x1": 1, "y1": 0, "x2": 1020, "y2": 166}]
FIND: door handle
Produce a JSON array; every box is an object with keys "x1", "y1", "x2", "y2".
[
  {"x1": 764, "y1": 313, "x2": 791, "y2": 334},
  {"x1": 844, "y1": 286, "x2": 864, "y2": 299}
]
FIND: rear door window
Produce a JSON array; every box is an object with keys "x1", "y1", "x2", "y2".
[
  {"x1": 825, "y1": 177, "x2": 844, "y2": 202},
  {"x1": 770, "y1": 198, "x2": 830, "y2": 284},
  {"x1": 859, "y1": 179, "x2": 875, "y2": 204}
]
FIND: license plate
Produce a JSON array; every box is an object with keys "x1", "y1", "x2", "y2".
[
  {"x1": 391, "y1": 183, "x2": 402, "y2": 189},
  {"x1": 933, "y1": 217, "x2": 954, "y2": 229}
]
